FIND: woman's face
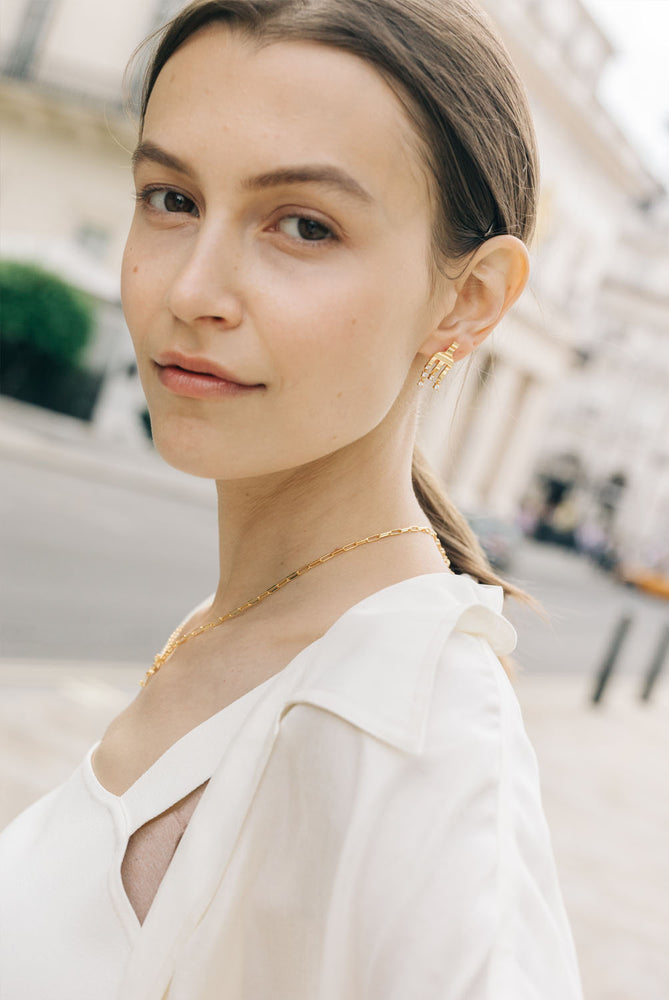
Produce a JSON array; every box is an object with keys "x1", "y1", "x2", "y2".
[{"x1": 122, "y1": 26, "x2": 444, "y2": 479}]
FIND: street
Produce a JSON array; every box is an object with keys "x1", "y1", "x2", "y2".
[
  {"x1": 2, "y1": 452, "x2": 667, "y2": 684},
  {"x1": 505, "y1": 538, "x2": 669, "y2": 683},
  {"x1": 1, "y1": 447, "x2": 668, "y2": 1000},
  {"x1": 1, "y1": 452, "x2": 219, "y2": 664}
]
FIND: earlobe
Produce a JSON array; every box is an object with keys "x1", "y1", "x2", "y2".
[
  {"x1": 417, "y1": 341, "x2": 459, "y2": 389},
  {"x1": 419, "y1": 235, "x2": 530, "y2": 362}
]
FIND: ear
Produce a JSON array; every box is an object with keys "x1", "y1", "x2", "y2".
[{"x1": 418, "y1": 235, "x2": 530, "y2": 362}]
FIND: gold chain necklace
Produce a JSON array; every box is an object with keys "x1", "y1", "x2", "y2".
[{"x1": 141, "y1": 525, "x2": 450, "y2": 687}]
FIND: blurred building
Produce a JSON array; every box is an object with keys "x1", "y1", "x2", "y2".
[
  {"x1": 1, "y1": 0, "x2": 666, "y2": 550},
  {"x1": 419, "y1": 0, "x2": 663, "y2": 542},
  {"x1": 535, "y1": 199, "x2": 669, "y2": 569}
]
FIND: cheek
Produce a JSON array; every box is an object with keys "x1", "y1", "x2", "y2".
[
  {"x1": 268, "y1": 256, "x2": 426, "y2": 383},
  {"x1": 257, "y1": 261, "x2": 425, "y2": 445},
  {"x1": 121, "y1": 233, "x2": 167, "y2": 348},
  {"x1": 259, "y1": 275, "x2": 376, "y2": 403},
  {"x1": 120, "y1": 235, "x2": 143, "y2": 337}
]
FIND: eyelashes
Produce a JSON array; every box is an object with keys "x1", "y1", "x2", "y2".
[
  {"x1": 135, "y1": 185, "x2": 339, "y2": 245},
  {"x1": 273, "y1": 215, "x2": 334, "y2": 243},
  {"x1": 136, "y1": 186, "x2": 199, "y2": 216}
]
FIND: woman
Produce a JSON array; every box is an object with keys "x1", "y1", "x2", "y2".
[{"x1": 0, "y1": 1, "x2": 584, "y2": 997}]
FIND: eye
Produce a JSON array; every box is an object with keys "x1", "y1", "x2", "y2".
[
  {"x1": 138, "y1": 187, "x2": 199, "y2": 216},
  {"x1": 277, "y1": 215, "x2": 334, "y2": 242}
]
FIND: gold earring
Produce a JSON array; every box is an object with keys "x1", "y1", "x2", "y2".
[{"x1": 418, "y1": 342, "x2": 459, "y2": 389}]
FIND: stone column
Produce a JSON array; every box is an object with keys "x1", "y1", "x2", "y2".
[
  {"x1": 417, "y1": 359, "x2": 482, "y2": 482},
  {"x1": 450, "y1": 360, "x2": 524, "y2": 512},
  {"x1": 487, "y1": 376, "x2": 552, "y2": 518}
]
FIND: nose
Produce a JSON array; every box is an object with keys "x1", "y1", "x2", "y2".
[{"x1": 166, "y1": 226, "x2": 244, "y2": 330}]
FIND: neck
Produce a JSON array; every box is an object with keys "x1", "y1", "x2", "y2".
[{"x1": 208, "y1": 414, "x2": 445, "y2": 621}]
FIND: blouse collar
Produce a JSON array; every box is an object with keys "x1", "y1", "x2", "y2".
[{"x1": 280, "y1": 571, "x2": 517, "y2": 755}]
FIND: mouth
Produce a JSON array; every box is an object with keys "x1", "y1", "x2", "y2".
[{"x1": 152, "y1": 351, "x2": 264, "y2": 400}]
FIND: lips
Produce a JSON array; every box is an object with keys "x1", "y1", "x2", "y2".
[
  {"x1": 152, "y1": 350, "x2": 264, "y2": 400},
  {"x1": 153, "y1": 350, "x2": 259, "y2": 387}
]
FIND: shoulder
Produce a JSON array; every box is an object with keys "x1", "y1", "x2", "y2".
[
  {"x1": 274, "y1": 605, "x2": 542, "y2": 884},
  {"x1": 255, "y1": 583, "x2": 583, "y2": 995},
  {"x1": 286, "y1": 622, "x2": 528, "y2": 796},
  {"x1": 272, "y1": 593, "x2": 533, "y2": 848},
  {"x1": 279, "y1": 571, "x2": 518, "y2": 756},
  {"x1": 425, "y1": 626, "x2": 526, "y2": 757}
]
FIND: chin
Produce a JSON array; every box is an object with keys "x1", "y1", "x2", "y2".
[
  {"x1": 153, "y1": 434, "x2": 246, "y2": 481},
  {"x1": 153, "y1": 440, "x2": 223, "y2": 480},
  {"x1": 147, "y1": 412, "x2": 225, "y2": 479},
  {"x1": 146, "y1": 403, "x2": 367, "y2": 482},
  {"x1": 148, "y1": 417, "x2": 283, "y2": 481}
]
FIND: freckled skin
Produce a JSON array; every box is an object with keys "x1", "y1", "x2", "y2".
[
  {"x1": 116, "y1": 24, "x2": 529, "y2": 672},
  {"x1": 121, "y1": 28, "x2": 443, "y2": 482}
]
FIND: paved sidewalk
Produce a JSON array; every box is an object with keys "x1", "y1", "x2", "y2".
[
  {"x1": 1, "y1": 660, "x2": 666, "y2": 1000},
  {"x1": 514, "y1": 671, "x2": 668, "y2": 1000}
]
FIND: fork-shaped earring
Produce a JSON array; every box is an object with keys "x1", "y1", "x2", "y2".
[{"x1": 418, "y1": 342, "x2": 459, "y2": 389}]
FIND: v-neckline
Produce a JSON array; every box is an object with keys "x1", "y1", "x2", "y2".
[
  {"x1": 87, "y1": 668, "x2": 281, "y2": 804},
  {"x1": 89, "y1": 571, "x2": 457, "y2": 803}
]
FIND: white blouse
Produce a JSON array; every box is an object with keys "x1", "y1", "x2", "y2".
[{"x1": 0, "y1": 572, "x2": 584, "y2": 999}]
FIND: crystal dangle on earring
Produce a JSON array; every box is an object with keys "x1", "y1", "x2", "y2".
[{"x1": 418, "y1": 341, "x2": 459, "y2": 389}]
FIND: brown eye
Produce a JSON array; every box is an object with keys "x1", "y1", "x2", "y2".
[
  {"x1": 278, "y1": 215, "x2": 333, "y2": 241},
  {"x1": 163, "y1": 191, "x2": 194, "y2": 212},
  {"x1": 143, "y1": 188, "x2": 198, "y2": 215}
]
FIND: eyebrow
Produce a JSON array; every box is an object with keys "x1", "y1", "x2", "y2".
[
  {"x1": 131, "y1": 141, "x2": 190, "y2": 175},
  {"x1": 241, "y1": 166, "x2": 373, "y2": 204},
  {"x1": 131, "y1": 140, "x2": 374, "y2": 204}
]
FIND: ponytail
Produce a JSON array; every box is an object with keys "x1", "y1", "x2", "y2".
[{"x1": 412, "y1": 447, "x2": 541, "y2": 680}]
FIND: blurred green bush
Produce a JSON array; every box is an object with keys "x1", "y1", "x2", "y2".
[{"x1": 0, "y1": 261, "x2": 103, "y2": 420}]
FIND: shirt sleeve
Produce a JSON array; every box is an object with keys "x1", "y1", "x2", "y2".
[{"x1": 351, "y1": 632, "x2": 585, "y2": 1000}]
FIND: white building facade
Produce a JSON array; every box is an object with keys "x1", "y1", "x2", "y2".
[
  {"x1": 1, "y1": 0, "x2": 665, "y2": 558},
  {"x1": 535, "y1": 201, "x2": 669, "y2": 569},
  {"x1": 419, "y1": 0, "x2": 662, "y2": 540}
]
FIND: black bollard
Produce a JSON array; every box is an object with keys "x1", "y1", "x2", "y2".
[
  {"x1": 591, "y1": 614, "x2": 633, "y2": 705},
  {"x1": 639, "y1": 622, "x2": 669, "y2": 703}
]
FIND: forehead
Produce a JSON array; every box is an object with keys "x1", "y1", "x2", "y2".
[{"x1": 143, "y1": 25, "x2": 431, "y2": 218}]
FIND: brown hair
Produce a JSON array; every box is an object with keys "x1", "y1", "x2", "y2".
[{"x1": 134, "y1": 0, "x2": 539, "y2": 605}]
